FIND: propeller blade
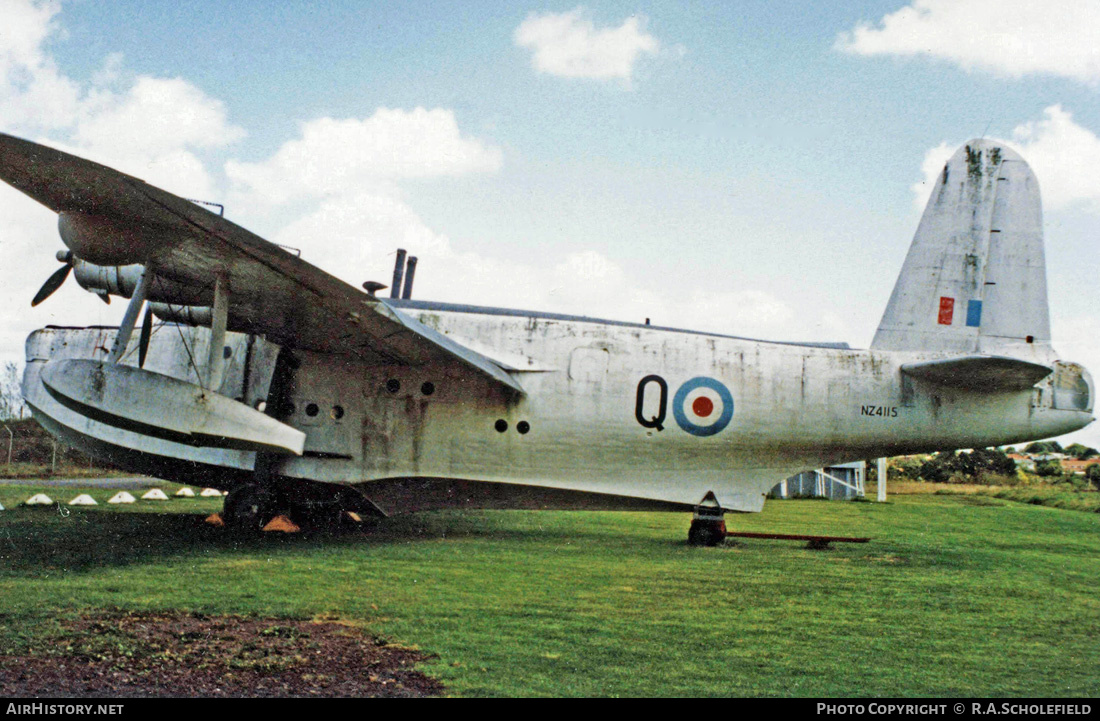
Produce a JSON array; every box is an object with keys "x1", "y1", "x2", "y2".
[
  {"x1": 138, "y1": 306, "x2": 153, "y2": 368},
  {"x1": 31, "y1": 264, "x2": 72, "y2": 306}
]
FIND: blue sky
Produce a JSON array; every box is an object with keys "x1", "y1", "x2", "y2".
[{"x1": 3, "y1": 0, "x2": 1100, "y2": 447}]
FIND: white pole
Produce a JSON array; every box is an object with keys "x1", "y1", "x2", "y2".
[{"x1": 876, "y1": 457, "x2": 887, "y2": 502}]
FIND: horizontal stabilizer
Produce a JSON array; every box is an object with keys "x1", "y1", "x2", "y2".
[
  {"x1": 41, "y1": 359, "x2": 306, "y2": 455},
  {"x1": 901, "y1": 355, "x2": 1052, "y2": 392}
]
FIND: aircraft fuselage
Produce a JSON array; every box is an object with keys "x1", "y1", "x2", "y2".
[{"x1": 24, "y1": 300, "x2": 1093, "y2": 513}]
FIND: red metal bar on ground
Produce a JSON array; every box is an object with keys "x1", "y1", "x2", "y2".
[{"x1": 724, "y1": 532, "x2": 870, "y2": 543}]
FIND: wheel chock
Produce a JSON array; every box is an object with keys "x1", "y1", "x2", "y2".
[
  {"x1": 262, "y1": 515, "x2": 301, "y2": 533},
  {"x1": 204, "y1": 513, "x2": 225, "y2": 527}
]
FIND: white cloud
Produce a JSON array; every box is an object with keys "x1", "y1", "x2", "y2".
[
  {"x1": 269, "y1": 190, "x2": 797, "y2": 340},
  {"x1": 0, "y1": 0, "x2": 80, "y2": 130},
  {"x1": 54, "y1": 76, "x2": 246, "y2": 199},
  {"x1": 225, "y1": 109, "x2": 502, "y2": 204},
  {"x1": 515, "y1": 8, "x2": 658, "y2": 80},
  {"x1": 911, "y1": 140, "x2": 953, "y2": 210},
  {"x1": 0, "y1": 0, "x2": 57, "y2": 70},
  {"x1": 0, "y1": 0, "x2": 245, "y2": 199},
  {"x1": 837, "y1": 0, "x2": 1100, "y2": 84},
  {"x1": 1009, "y1": 105, "x2": 1100, "y2": 212},
  {"x1": 74, "y1": 76, "x2": 244, "y2": 156},
  {"x1": 913, "y1": 106, "x2": 1100, "y2": 213}
]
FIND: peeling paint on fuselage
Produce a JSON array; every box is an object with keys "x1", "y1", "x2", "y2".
[{"x1": 263, "y1": 306, "x2": 1091, "y2": 510}]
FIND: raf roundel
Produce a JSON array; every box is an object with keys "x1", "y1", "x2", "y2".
[{"x1": 672, "y1": 377, "x2": 734, "y2": 437}]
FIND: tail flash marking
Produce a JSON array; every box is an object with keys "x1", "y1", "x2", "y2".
[
  {"x1": 966, "y1": 300, "x2": 983, "y2": 328},
  {"x1": 938, "y1": 297, "x2": 954, "y2": 325}
]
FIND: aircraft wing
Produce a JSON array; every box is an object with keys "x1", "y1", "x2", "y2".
[{"x1": 0, "y1": 133, "x2": 524, "y2": 395}]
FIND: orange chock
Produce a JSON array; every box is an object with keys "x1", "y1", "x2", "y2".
[
  {"x1": 346, "y1": 511, "x2": 363, "y2": 523},
  {"x1": 204, "y1": 513, "x2": 225, "y2": 527},
  {"x1": 262, "y1": 515, "x2": 301, "y2": 533}
]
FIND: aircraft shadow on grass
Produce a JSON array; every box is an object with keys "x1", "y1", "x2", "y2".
[{"x1": 0, "y1": 506, "x2": 623, "y2": 574}]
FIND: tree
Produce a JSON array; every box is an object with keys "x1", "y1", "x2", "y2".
[
  {"x1": 0, "y1": 362, "x2": 24, "y2": 421},
  {"x1": 1064, "y1": 443, "x2": 1098, "y2": 460},
  {"x1": 1086, "y1": 463, "x2": 1100, "y2": 491},
  {"x1": 962, "y1": 447, "x2": 1017, "y2": 477},
  {"x1": 1034, "y1": 460, "x2": 1063, "y2": 478},
  {"x1": 919, "y1": 455, "x2": 950, "y2": 483},
  {"x1": 1025, "y1": 441, "x2": 1064, "y2": 454}
]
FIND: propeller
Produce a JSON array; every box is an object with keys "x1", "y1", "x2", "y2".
[{"x1": 31, "y1": 251, "x2": 74, "y2": 307}]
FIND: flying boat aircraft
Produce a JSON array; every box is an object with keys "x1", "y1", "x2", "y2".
[{"x1": 0, "y1": 134, "x2": 1092, "y2": 543}]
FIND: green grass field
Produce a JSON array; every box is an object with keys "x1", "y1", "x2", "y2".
[{"x1": 1, "y1": 483, "x2": 1098, "y2": 697}]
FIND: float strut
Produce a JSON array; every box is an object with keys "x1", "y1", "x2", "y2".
[
  {"x1": 206, "y1": 274, "x2": 229, "y2": 390},
  {"x1": 107, "y1": 268, "x2": 151, "y2": 364}
]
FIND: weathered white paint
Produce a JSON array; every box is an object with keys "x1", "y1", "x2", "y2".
[
  {"x1": 874, "y1": 141, "x2": 1053, "y2": 362},
  {"x1": 40, "y1": 359, "x2": 303, "y2": 455},
  {"x1": 21, "y1": 304, "x2": 1093, "y2": 511}
]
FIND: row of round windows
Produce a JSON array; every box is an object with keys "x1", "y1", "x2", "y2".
[
  {"x1": 276, "y1": 378, "x2": 530, "y2": 435},
  {"x1": 285, "y1": 402, "x2": 344, "y2": 420},
  {"x1": 282, "y1": 378, "x2": 436, "y2": 420}
]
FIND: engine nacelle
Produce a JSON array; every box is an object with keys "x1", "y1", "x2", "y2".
[
  {"x1": 72, "y1": 258, "x2": 142, "y2": 297},
  {"x1": 149, "y1": 302, "x2": 213, "y2": 327},
  {"x1": 72, "y1": 258, "x2": 207, "y2": 305},
  {"x1": 58, "y1": 212, "x2": 161, "y2": 266}
]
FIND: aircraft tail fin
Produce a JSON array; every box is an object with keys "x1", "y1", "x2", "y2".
[{"x1": 871, "y1": 139, "x2": 1053, "y2": 362}]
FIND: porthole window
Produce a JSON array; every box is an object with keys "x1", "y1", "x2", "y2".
[
  {"x1": 494, "y1": 419, "x2": 508, "y2": 433},
  {"x1": 421, "y1": 382, "x2": 435, "y2": 396},
  {"x1": 223, "y1": 346, "x2": 232, "y2": 359},
  {"x1": 331, "y1": 405, "x2": 345, "y2": 420},
  {"x1": 517, "y1": 421, "x2": 530, "y2": 435},
  {"x1": 386, "y1": 379, "x2": 400, "y2": 393},
  {"x1": 305, "y1": 403, "x2": 319, "y2": 417}
]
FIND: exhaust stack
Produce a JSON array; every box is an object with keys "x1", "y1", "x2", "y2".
[
  {"x1": 402, "y1": 256, "x2": 418, "y2": 299},
  {"x1": 390, "y1": 248, "x2": 407, "y2": 299}
]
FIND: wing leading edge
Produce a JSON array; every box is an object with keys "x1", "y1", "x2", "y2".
[{"x1": 0, "y1": 133, "x2": 523, "y2": 395}]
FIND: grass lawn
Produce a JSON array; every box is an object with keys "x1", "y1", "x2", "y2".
[{"x1": 0, "y1": 483, "x2": 1097, "y2": 697}]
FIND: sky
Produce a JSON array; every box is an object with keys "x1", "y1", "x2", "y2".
[{"x1": 2, "y1": 0, "x2": 1100, "y2": 448}]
